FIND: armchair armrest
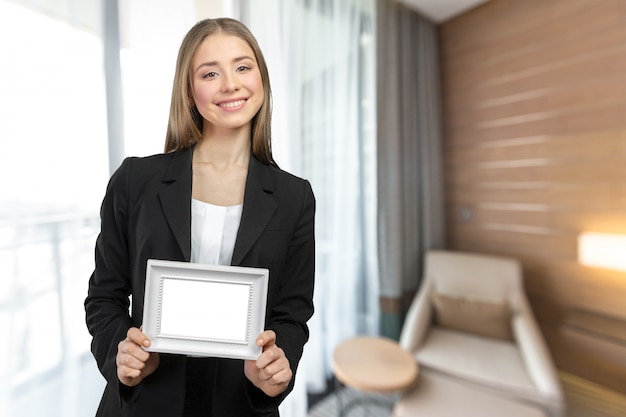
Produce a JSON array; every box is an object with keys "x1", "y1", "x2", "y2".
[
  {"x1": 399, "y1": 279, "x2": 433, "y2": 352},
  {"x1": 512, "y1": 293, "x2": 565, "y2": 416}
]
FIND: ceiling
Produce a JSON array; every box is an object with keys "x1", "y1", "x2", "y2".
[{"x1": 397, "y1": 0, "x2": 489, "y2": 23}]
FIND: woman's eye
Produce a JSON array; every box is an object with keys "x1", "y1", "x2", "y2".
[
  {"x1": 236, "y1": 65, "x2": 251, "y2": 72},
  {"x1": 202, "y1": 71, "x2": 218, "y2": 79}
]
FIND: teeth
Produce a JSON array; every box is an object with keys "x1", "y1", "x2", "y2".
[{"x1": 220, "y1": 99, "x2": 245, "y2": 109}]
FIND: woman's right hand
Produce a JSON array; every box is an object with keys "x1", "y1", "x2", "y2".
[{"x1": 116, "y1": 327, "x2": 160, "y2": 387}]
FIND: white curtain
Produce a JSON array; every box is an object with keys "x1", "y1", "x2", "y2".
[{"x1": 244, "y1": 2, "x2": 379, "y2": 415}]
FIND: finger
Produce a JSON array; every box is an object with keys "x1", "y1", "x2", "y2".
[
  {"x1": 264, "y1": 368, "x2": 292, "y2": 386},
  {"x1": 256, "y1": 330, "x2": 276, "y2": 348},
  {"x1": 118, "y1": 338, "x2": 150, "y2": 363},
  {"x1": 256, "y1": 344, "x2": 284, "y2": 369},
  {"x1": 117, "y1": 352, "x2": 146, "y2": 372},
  {"x1": 127, "y1": 327, "x2": 151, "y2": 348},
  {"x1": 118, "y1": 363, "x2": 142, "y2": 381}
]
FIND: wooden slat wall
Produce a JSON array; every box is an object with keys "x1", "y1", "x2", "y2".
[{"x1": 439, "y1": 0, "x2": 626, "y2": 393}]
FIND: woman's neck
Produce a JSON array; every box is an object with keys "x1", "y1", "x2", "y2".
[
  {"x1": 192, "y1": 128, "x2": 250, "y2": 206},
  {"x1": 194, "y1": 127, "x2": 251, "y2": 169}
]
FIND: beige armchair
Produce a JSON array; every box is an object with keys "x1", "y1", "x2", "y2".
[{"x1": 398, "y1": 250, "x2": 565, "y2": 417}]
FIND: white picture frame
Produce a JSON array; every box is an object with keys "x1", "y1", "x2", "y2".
[{"x1": 141, "y1": 259, "x2": 269, "y2": 360}]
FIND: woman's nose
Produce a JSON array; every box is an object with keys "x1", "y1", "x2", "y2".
[{"x1": 221, "y1": 73, "x2": 240, "y2": 92}]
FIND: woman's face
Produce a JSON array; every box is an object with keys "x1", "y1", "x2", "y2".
[{"x1": 190, "y1": 33, "x2": 264, "y2": 135}]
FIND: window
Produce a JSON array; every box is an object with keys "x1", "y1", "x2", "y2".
[{"x1": 0, "y1": 1, "x2": 108, "y2": 415}]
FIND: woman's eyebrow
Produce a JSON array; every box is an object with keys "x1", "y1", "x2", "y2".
[{"x1": 195, "y1": 56, "x2": 255, "y2": 72}]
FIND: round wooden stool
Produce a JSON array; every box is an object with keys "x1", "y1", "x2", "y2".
[{"x1": 332, "y1": 336, "x2": 418, "y2": 415}]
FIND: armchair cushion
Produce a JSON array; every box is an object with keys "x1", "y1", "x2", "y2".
[
  {"x1": 432, "y1": 293, "x2": 513, "y2": 341},
  {"x1": 416, "y1": 327, "x2": 539, "y2": 401}
]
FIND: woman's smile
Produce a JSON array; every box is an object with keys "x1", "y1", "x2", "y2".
[{"x1": 218, "y1": 98, "x2": 247, "y2": 110}]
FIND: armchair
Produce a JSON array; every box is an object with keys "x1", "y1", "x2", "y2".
[{"x1": 398, "y1": 250, "x2": 565, "y2": 417}]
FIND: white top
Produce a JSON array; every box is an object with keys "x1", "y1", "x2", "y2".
[{"x1": 190, "y1": 198, "x2": 243, "y2": 266}]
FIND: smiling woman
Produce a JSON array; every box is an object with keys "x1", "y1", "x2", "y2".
[{"x1": 84, "y1": 17, "x2": 316, "y2": 417}]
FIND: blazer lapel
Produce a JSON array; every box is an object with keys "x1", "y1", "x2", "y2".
[
  {"x1": 231, "y1": 157, "x2": 277, "y2": 265},
  {"x1": 157, "y1": 147, "x2": 193, "y2": 261}
]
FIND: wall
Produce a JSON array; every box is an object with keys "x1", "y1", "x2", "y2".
[{"x1": 439, "y1": 0, "x2": 626, "y2": 393}]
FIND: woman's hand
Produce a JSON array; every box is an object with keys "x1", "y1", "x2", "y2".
[
  {"x1": 116, "y1": 327, "x2": 160, "y2": 387},
  {"x1": 244, "y1": 330, "x2": 292, "y2": 397}
]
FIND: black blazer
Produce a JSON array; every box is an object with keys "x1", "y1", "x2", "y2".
[{"x1": 85, "y1": 146, "x2": 315, "y2": 417}]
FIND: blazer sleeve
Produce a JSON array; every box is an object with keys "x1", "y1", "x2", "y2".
[
  {"x1": 84, "y1": 158, "x2": 134, "y2": 386},
  {"x1": 270, "y1": 178, "x2": 316, "y2": 365},
  {"x1": 247, "y1": 178, "x2": 316, "y2": 411}
]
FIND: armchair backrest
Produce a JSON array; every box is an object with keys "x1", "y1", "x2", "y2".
[{"x1": 425, "y1": 250, "x2": 523, "y2": 305}]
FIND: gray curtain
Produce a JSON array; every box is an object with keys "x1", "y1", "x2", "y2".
[{"x1": 376, "y1": 0, "x2": 446, "y2": 339}]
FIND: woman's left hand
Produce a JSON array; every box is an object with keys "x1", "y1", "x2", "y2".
[{"x1": 244, "y1": 330, "x2": 292, "y2": 397}]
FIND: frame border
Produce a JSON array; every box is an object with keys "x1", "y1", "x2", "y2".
[{"x1": 141, "y1": 259, "x2": 269, "y2": 360}]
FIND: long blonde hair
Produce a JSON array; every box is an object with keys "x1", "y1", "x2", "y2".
[{"x1": 164, "y1": 18, "x2": 276, "y2": 167}]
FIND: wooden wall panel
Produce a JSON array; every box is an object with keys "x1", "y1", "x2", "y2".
[{"x1": 439, "y1": 0, "x2": 626, "y2": 393}]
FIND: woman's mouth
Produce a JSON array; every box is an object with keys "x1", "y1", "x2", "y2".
[{"x1": 219, "y1": 99, "x2": 247, "y2": 110}]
